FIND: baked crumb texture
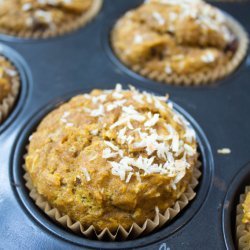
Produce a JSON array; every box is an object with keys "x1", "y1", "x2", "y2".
[
  {"x1": 0, "y1": 0, "x2": 102, "y2": 38},
  {"x1": 0, "y1": 55, "x2": 20, "y2": 124},
  {"x1": 112, "y1": 0, "x2": 248, "y2": 86},
  {"x1": 237, "y1": 187, "x2": 250, "y2": 250},
  {"x1": 25, "y1": 84, "x2": 201, "y2": 240}
]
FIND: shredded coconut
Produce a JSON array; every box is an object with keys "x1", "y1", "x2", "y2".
[
  {"x1": 91, "y1": 129, "x2": 99, "y2": 136},
  {"x1": 134, "y1": 34, "x2": 143, "y2": 44},
  {"x1": 126, "y1": 172, "x2": 134, "y2": 183},
  {"x1": 90, "y1": 105, "x2": 104, "y2": 117},
  {"x1": 102, "y1": 148, "x2": 118, "y2": 159},
  {"x1": 65, "y1": 123, "x2": 74, "y2": 127},
  {"x1": 22, "y1": 3, "x2": 32, "y2": 11},
  {"x1": 34, "y1": 10, "x2": 52, "y2": 23},
  {"x1": 4, "y1": 68, "x2": 17, "y2": 77},
  {"x1": 201, "y1": 52, "x2": 215, "y2": 63},
  {"x1": 144, "y1": 114, "x2": 159, "y2": 127},
  {"x1": 165, "y1": 65, "x2": 172, "y2": 75},
  {"x1": 104, "y1": 141, "x2": 119, "y2": 151},
  {"x1": 82, "y1": 167, "x2": 91, "y2": 182},
  {"x1": 152, "y1": 12, "x2": 165, "y2": 25},
  {"x1": 79, "y1": 84, "x2": 198, "y2": 185}
]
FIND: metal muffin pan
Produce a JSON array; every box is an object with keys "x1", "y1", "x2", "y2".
[{"x1": 1, "y1": 0, "x2": 250, "y2": 249}]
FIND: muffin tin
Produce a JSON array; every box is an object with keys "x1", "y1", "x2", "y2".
[{"x1": 0, "y1": 0, "x2": 250, "y2": 249}]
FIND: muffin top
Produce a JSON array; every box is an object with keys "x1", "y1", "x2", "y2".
[
  {"x1": 112, "y1": 0, "x2": 237, "y2": 76},
  {"x1": 0, "y1": 0, "x2": 93, "y2": 33},
  {"x1": 0, "y1": 56, "x2": 17, "y2": 103},
  {"x1": 26, "y1": 85, "x2": 198, "y2": 232},
  {"x1": 242, "y1": 192, "x2": 250, "y2": 224}
]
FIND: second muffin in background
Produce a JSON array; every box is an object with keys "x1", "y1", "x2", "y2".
[
  {"x1": 0, "y1": 0, "x2": 102, "y2": 38},
  {"x1": 111, "y1": 0, "x2": 248, "y2": 86}
]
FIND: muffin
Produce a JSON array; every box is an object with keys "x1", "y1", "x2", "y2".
[
  {"x1": 236, "y1": 187, "x2": 250, "y2": 249},
  {"x1": 111, "y1": 0, "x2": 248, "y2": 86},
  {"x1": 0, "y1": 0, "x2": 102, "y2": 38},
  {"x1": 25, "y1": 84, "x2": 200, "y2": 239},
  {"x1": 0, "y1": 56, "x2": 20, "y2": 125}
]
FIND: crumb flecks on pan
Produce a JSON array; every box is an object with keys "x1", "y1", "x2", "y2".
[{"x1": 217, "y1": 148, "x2": 231, "y2": 154}]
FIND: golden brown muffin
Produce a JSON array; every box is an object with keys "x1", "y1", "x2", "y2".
[
  {"x1": 0, "y1": 0, "x2": 102, "y2": 38},
  {"x1": 0, "y1": 70, "x2": 11, "y2": 103},
  {"x1": 26, "y1": 84, "x2": 198, "y2": 233},
  {"x1": 111, "y1": 0, "x2": 246, "y2": 85},
  {"x1": 0, "y1": 55, "x2": 19, "y2": 124},
  {"x1": 237, "y1": 189, "x2": 250, "y2": 249},
  {"x1": 243, "y1": 192, "x2": 250, "y2": 224}
]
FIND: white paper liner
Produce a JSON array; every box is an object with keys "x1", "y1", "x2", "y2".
[
  {"x1": 112, "y1": 12, "x2": 248, "y2": 86},
  {"x1": 23, "y1": 157, "x2": 201, "y2": 241},
  {"x1": 0, "y1": 58, "x2": 20, "y2": 125},
  {"x1": 0, "y1": 0, "x2": 102, "y2": 39},
  {"x1": 236, "y1": 186, "x2": 250, "y2": 250}
]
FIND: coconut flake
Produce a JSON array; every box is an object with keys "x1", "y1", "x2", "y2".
[
  {"x1": 34, "y1": 10, "x2": 52, "y2": 23},
  {"x1": 22, "y1": 3, "x2": 32, "y2": 11},
  {"x1": 5, "y1": 68, "x2": 17, "y2": 77},
  {"x1": 152, "y1": 12, "x2": 165, "y2": 25},
  {"x1": 83, "y1": 107, "x2": 91, "y2": 113},
  {"x1": 107, "y1": 100, "x2": 126, "y2": 111},
  {"x1": 92, "y1": 95, "x2": 107, "y2": 104},
  {"x1": 102, "y1": 148, "x2": 118, "y2": 159},
  {"x1": 104, "y1": 141, "x2": 119, "y2": 151},
  {"x1": 126, "y1": 172, "x2": 133, "y2": 183},
  {"x1": 112, "y1": 92, "x2": 124, "y2": 99},
  {"x1": 82, "y1": 168, "x2": 91, "y2": 182},
  {"x1": 117, "y1": 127, "x2": 127, "y2": 144},
  {"x1": 133, "y1": 94, "x2": 144, "y2": 104},
  {"x1": 154, "y1": 97, "x2": 165, "y2": 111},
  {"x1": 60, "y1": 111, "x2": 70, "y2": 123},
  {"x1": 144, "y1": 114, "x2": 159, "y2": 127},
  {"x1": 134, "y1": 34, "x2": 143, "y2": 44},
  {"x1": 90, "y1": 105, "x2": 104, "y2": 117},
  {"x1": 171, "y1": 134, "x2": 179, "y2": 152},
  {"x1": 66, "y1": 123, "x2": 74, "y2": 127},
  {"x1": 165, "y1": 65, "x2": 172, "y2": 75},
  {"x1": 60, "y1": 118, "x2": 67, "y2": 123},
  {"x1": 184, "y1": 144, "x2": 195, "y2": 156},
  {"x1": 184, "y1": 127, "x2": 196, "y2": 143},
  {"x1": 115, "y1": 83, "x2": 122, "y2": 92},
  {"x1": 201, "y1": 52, "x2": 215, "y2": 63}
]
